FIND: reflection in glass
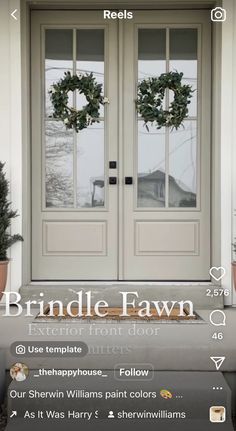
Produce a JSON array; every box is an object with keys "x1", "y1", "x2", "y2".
[
  {"x1": 45, "y1": 30, "x2": 74, "y2": 208},
  {"x1": 169, "y1": 121, "x2": 197, "y2": 207},
  {"x1": 137, "y1": 29, "x2": 167, "y2": 207},
  {"x1": 45, "y1": 29, "x2": 105, "y2": 209},
  {"x1": 76, "y1": 30, "x2": 105, "y2": 207},
  {"x1": 137, "y1": 27, "x2": 198, "y2": 209},
  {"x1": 169, "y1": 29, "x2": 198, "y2": 117},
  {"x1": 77, "y1": 122, "x2": 105, "y2": 208},
  {"x1": 138, "y1": 123, "x2": 166, "y2": 207},
  {"x1": 45, "y1": 30, "x2": 73, "y2": 118},
  {"x1": 76, "y1": 30, "x2": 104, "y2": 114},
  {"x1": 138, "y1": 29, "x2": 166, "y2": 80},
  {"x1": 45, "y1": 121, "x2": 74, "y2": 208}
]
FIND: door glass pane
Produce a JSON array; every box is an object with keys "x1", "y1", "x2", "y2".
[
  {"x1": 138, "y1": 29, "x2": 166, "y2": 79},
  {"x1": 138, "y1": 123, "x2": 166, "y2": 207},
  {"x1": 137, "y1": 28, "x2": 198, "y2": 209},
  {"x1": 169, "y1": 29, "x2": 198, "y2": 117},
  {"x1": 137, "y1": 29, "x2": 166, "y2": 207},
  {"x1": 169, "y1": 121, "x2": 197, "y2": 207},
  {"x1": 45, "y1": 30, "x2": 74, "y2": 208},
  {"x1": 45, "y1": 29, "x2": 73, "y2": 118},
  {"x1": 76, "y1": 30, "x2": 104, "y2": 114},
  {"x1": 76, "y1": 30, "x2": 105, "y2": 208},
  {"x1": 45, "y1": 121, "x2": 74, "y2": 208},
  {"x1": 77, "y1": 122, "x2": 105, "y2": 208},
  {"x1": 44, "y1": 29, "x2": 105, "y2": 209}
]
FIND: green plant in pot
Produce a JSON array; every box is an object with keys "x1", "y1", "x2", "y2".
[{"x1": 0, "y1": 162, "x2": 23, "y2": 299}]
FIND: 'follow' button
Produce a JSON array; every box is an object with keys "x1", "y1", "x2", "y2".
[{"x1": 114, "y1": 363, "x2": 154, "y2": 381}]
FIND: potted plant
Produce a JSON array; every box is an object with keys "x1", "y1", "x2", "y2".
[{"x1": 0, "y1": 162, "x2": 23, "y2": 299}]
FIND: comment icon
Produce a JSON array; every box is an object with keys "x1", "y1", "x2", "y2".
[{"x1": 209, "y1": 310, "x2": 226, "y2": 327}]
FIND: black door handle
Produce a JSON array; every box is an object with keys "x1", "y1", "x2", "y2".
[
  {"x1": 109, "y1": 177, "x2": 117, "y2": 185},
  {"x1": 125, "y1": 176, "x2": 133, "y2": 185}
]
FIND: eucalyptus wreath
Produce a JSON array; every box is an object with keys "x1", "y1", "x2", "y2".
[
  {"x1": 136, "y1": 71, "x2": 193, "y2": 130},
  {"x1": 49, "y1": 71, "x2": 109, "y2": 132}
]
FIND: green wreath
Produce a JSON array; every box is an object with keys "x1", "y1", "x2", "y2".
[
  {"x1": 49, "y1": 71, "x2": 109, "y2": 133},
  {"x1": 136, "y1": 71, "x2": 193, "y2": 130}
]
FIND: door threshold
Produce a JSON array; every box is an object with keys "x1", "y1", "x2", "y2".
[{"x1": 20, "y1": 281, "x2": 223, "y2": 310}]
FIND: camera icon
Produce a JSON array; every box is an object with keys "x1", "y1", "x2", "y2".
[
  {"x1": 16, "y1": 344, "x2": 26, "y2": 355},
  {"x1": 211, "y1": 7, "x2": 226, "y2": 22}
]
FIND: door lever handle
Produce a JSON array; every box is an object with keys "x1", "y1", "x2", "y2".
[{"x1": 125, "y1": 176, "x2": 133, "y2": 185}]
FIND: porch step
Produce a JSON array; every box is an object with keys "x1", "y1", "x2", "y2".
[{"x1": 20, "y1": 283, "x2": 224, "y2": 309}]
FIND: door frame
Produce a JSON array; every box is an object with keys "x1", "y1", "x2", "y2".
[{"x1": 17, "y1": 0, "x2": 232, "y2": 302}]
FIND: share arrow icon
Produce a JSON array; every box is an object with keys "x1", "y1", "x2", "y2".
[{"x1": 210, "y1": 356, "x2": 226, "y2": 370}]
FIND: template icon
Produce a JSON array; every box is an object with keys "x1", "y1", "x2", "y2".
[
  {"x1": 209, "y1": 406, "x2": 226, "y2": 423},
  {"x1": 15, "y1": 344, "x2": 26, "y2": 355},
  {"x1": 210, "y1": 356, "x2": 225, "y2": 371}
]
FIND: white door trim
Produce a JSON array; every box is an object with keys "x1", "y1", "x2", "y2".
[
  {"x1": 221, "y1": 0, "x2": 234, "y2": 305},
  {"x1": 0, "y1": 0, "x2": 23, "y2": 298}
]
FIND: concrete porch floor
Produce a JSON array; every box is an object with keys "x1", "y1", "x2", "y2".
[
  {"x1": 0, "y1": 308, "x2": 234, "y2": 370},
  {"x1": 0, "y1": 306, "x2": 235, "y2": 427}
]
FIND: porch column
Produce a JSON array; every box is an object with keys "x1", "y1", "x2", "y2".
[
  {"x1": 221, "y1": 0, "x2": 235, "y2": 305},
  {"x1": 230, "y1": 0, "x2": 236, "y2": 305},
  {"x1": 0, "y1": 0, "x2": 22, "y2": 296}
]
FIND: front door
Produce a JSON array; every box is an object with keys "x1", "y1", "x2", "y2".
[{"x1": 31, "y1": 10, "x2": 211, "y2": 281}]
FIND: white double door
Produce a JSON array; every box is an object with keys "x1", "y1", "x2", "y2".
[{"x1": 31, "y1": 10, "x2": 211, "y2": 281}]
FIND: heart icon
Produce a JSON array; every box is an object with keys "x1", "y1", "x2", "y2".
[{"x1": 209, "y1": 266, "x2": 226, "y2": 281}]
